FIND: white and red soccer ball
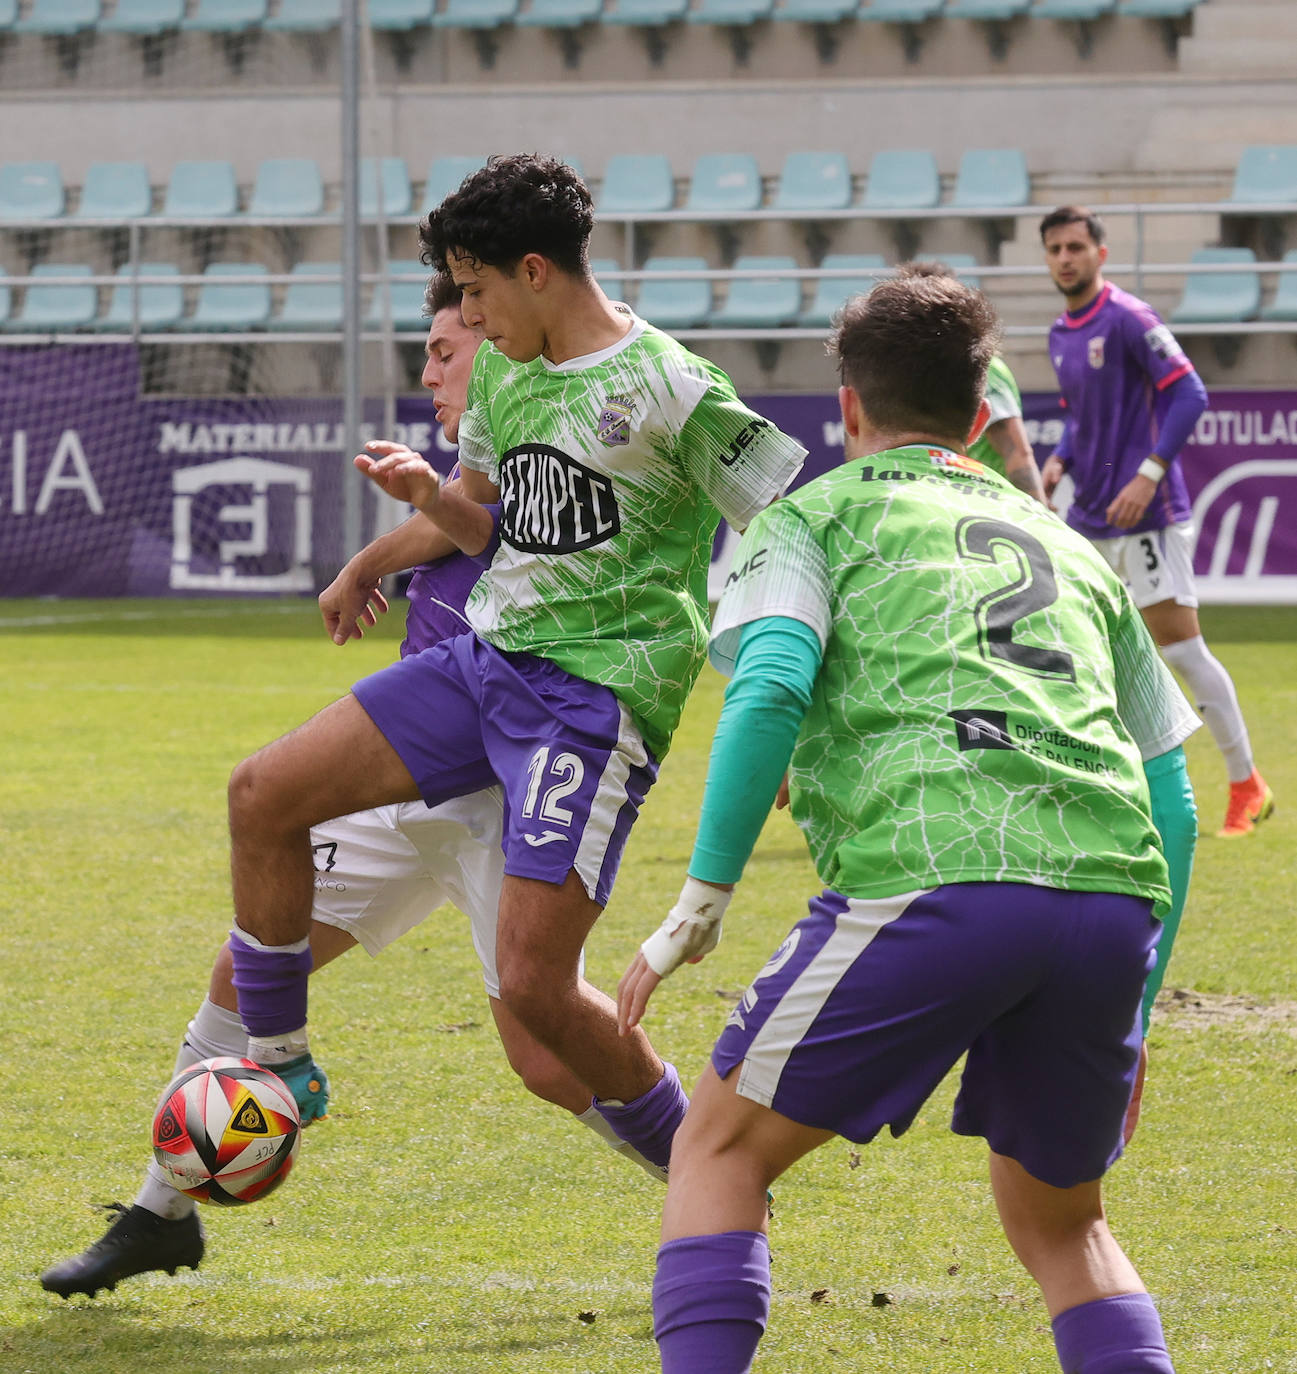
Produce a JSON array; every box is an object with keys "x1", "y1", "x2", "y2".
[{"x1": 152, "y1": 1056, "x2": 301, "y2": 1206}]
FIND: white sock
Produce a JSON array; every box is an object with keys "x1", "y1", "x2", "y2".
[
  {"x1": 1160, "y1": 635, "x2": 1255, "y2": 783},
  {"x1": 575, "y1": 1104, "x2": 670, "y2": 1184},
  {"x1": 134, "y1": 999, "x2": 249, "y2": 1221}
]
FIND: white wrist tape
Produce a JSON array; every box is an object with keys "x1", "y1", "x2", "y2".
[
  {"x1": 640, "y1": 877, "x2": 733, "y2": 978},
  {"x1": 1137, "y1": 458, "x2": 1166, "y2": 484},
  {"x1": 247, "y1": 1027, "x2": 310, "y2": 1065}
]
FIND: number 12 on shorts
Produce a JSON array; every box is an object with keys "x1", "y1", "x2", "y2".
[{"x1": 521, "y1": 746, "x2": 585, "y2": 826}]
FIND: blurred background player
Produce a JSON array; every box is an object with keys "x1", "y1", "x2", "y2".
[
  {"x1": 40, "y1": 275, "x2": 662, "y2": 1302},
  {"x1": 1039, "y1": 206, "x2": 1272, "y2": 839},
  {"x1": 618, "y1": 267, "x2": 1197, "y2": 1374},
  {"x1": 970, "y1": 353, "x2": 1048, "y2": 503}
]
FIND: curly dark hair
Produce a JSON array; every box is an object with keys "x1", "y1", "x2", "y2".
[
  {"x1": 422, "y1": 270, "x2": 462, "y2": 319},
  {"x1": 419, "y1": 154, "x2": 594, "y2": 278},
  {"x1": 831, "y1": 263, "x2": 1000, "y2": 440}
]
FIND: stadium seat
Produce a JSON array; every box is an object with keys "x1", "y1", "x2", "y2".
[
  {"x1": 863, "y1": 149, "x2": 940, "y2": 210},
  {"x1": 270, "y1": 260, "x2": 343, "y2": 331},
  {"x1": 774, "y1": 151, "x2": 852, "y2": 212},
  {"x1": 1260, "y1": 250, "x2": 1297, "y2": 322},
  {"x1": 605, "y1": 0, "x2": 689, "y2": 21},
  {"x1": 263, "y1": 0, "x2": 341, "y2": 30},
  {"x1": 596, "y1": 154, "x2": 675, "y2": 214},
  {"x1": 686, "y1": 153, "x2": 763, "y2": 213},
  {"x1": 0, "y1": 0, "x2": 15, "y2": 26},
  {"x1": 75, "y1": 161, "x2": 152, "y2": 220},
  {"x1": 518, "y1": 0, "x2": 603, "y2": 25},
  {"x1": 14, "y1": 0, "x2": 100, "y2": 34},
  {"x1": 927, "y1": 251, "x2": 982, "y2": 288},
  {"x1": 5, "y1": 263, "x2": 97, "y2": 331},
  {"x1": 952, "y1": 148, "x2": 1030, "y2": 208},
  {"x1": 688, "y1": 0, "x2": 776, "y2": 22},
  {"x1": 183, "y1": 0, "x2": 267, "y2": 30},
  {"x1": 1226, "y1": 145, "x2": 1297, "y2": 207},
  {"x1": 433, "y1": 0, "x2": 515, "y2": 26},
  {"x1": 187, "y1": 262, "x2": 272, "y2": 330},
  {"x1": 800, "y1": 253, "x2": 887, "y2": 327},
  {"x1": 1034, "y1": 0, "x2": 1115, "y2": 17},
  {"x1": 1169, "y1": 248, "x2": 1261, "y2": 324},
  {"x1": 1118, "y1": 0, "x2": 1201, "y2": 15},
  {"x1": 163, "y1": 160, "x2": 239, "y2": 218},
  {"x1": 95, "y1": 262, "x2": 184, "y2": 332},
  {"x1": 360, "y1": 157, "x2": 412, "y2": 218},
  {"x1": 944, "y1": 0, "x2": 1030, "y2": 18},
  {"x1": 98, "y1": 0, "x2": 184, "y2": 33},
  {"x1": 247, "y1": 158, "x2": 325, "y2": 217},
  {"x1": 0, "y1": 161, "x2": 65, "y2": 220},
  {"x1": 711, "y1": 256, "x2": 802, "y2": 328},
  {"x1": 859, "y1": 0, "x2": 946, "y2": 19},
  {"x1": 421, "y1": 156, "x2": 489, "y2": 212},
  {"x1": 635, "y1": 257, "x2": 712, "y2": 330},
  {"x1": 776, "y1": 0, "x2": 859, "y2": 20},
  {"x1": 365, "y1": 259, "x2": 429, "y2": 332}
]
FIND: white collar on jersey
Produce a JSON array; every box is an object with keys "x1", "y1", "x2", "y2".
[{"x1": 539, "y1": 304, "x2": 647, "y2": 373}]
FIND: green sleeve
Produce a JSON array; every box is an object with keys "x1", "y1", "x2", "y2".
[{"x1": 1141, "y1": 745, "x2": 1197, "y2": 1034}]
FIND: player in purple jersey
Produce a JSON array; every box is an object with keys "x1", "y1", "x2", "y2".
[
  {"x1": 1040, "y1": 206, "x2": 1273, "y2": 839},
  {"x1": 39, "y1": 277, "x2": 661, "y2": 1302}
]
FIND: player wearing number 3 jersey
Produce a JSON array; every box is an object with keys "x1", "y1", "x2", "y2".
[{"x1": 618, "y1": 267, "x2": 1198, "y2": 1374}]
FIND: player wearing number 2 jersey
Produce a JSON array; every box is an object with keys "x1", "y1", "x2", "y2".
[
  {"x1": 1040, "y1": 206, "x2": 1271, "y2": 838},
  {"x1": 618, "y1": 267, "x2": 1197, "y2": 1374}
]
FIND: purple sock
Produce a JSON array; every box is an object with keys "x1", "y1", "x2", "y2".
[
  {"x1": 654, "y1": 1231, "x2": 770, "y2": 1374},
  {"x1": 1052, "y1": 1293, "x2": 1175, "y2": 1373},
  {"x1": 228, "y1": 929, "x2": 312, "y2": 1037},
  {"x1": 593, "y1": 1061, "x2": 688, "y2": 1170}
]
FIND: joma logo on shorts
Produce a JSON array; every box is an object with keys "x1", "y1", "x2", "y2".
[{"x1": 499, "y1": 445, "x2": 621, "y2": 554}]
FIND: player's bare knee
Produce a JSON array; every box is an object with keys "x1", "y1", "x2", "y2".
[{"x1": 227, "y1": 751, "x2": 296, "y2": 839}]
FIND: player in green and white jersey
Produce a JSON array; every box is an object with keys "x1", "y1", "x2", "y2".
[
  {"x1": 221, "y1": 154, "x2": 806, "y2": 1181},
  {"x1": 966, "y1": 353, "x2": 1049, "y2": 502},
  {"x1": 619, "y1": 268, "x2": 1195, "y2": 1373}
]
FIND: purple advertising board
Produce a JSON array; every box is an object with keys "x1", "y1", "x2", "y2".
[{"x1": 3, "y1": 345, "x2": 1296, "y2": 603}]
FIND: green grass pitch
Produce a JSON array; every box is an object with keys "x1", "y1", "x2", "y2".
[{"x1": 1, "y1": 598, "x2": 1294, "y2": 1373}]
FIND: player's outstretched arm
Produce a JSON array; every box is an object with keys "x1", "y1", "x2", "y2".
[
  {"x1": 985, "y1": 417, "x2": 1048, "y2": 504},
  {"x1": 357, "y1": 440, "x2": 497, "y2": 557}
]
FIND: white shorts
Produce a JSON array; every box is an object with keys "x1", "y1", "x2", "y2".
[
  {"x1": 309, "y1": 788, "x2": 509, "y2": 996},
  {"x1": 1091, "y1": 523, "x2": 1199, "y2": 610}
]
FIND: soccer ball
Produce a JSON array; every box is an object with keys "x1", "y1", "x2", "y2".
[{"x1": 152, "y1": 1056, "x2": 301, "y2": 1206}]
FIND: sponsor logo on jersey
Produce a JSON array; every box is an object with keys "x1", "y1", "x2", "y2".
[
  {"x1": 1143, "y1": 323, "x2": 1181, "y2": 363},
  {"x1": 720, "y1": 417, "x2": 771, "y2": 468},
  {"x1": 949, "y1": 709, "x2": 1016, "y2": 752},
  {"x1": 498, "y1": 444, "x2": 621, "y2": 554},
  {"x1": 723, "y1": 546, "x2": 769, "y2": 588},
  {"x1": 1088, "y1": 336, "x2": 1106, "y2": 369},
  {"x1": 596, "y1": 393, "x2": 635, "y2": 448}
]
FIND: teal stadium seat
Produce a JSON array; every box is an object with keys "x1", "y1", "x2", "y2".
[
  {"x1": 711, "y1": 255, "x2": 802, "y2": 328},
  {"x1": 76, "y1": 161, "x2": 152, "y2": 219},
  {"x1": 96, "y1": 262, "x2": 184, "y2": 332},
  {"x1": 0, "y1": 0, "x2": 15, "y2": 26},
  {"x1": 1118, "y1": 0, "x2": 1201, "y2": 16},
  {"x1": 635, "y1": 257, "x2": 712, "y2": 330},
  {"x1": 360, "y1": 157, "x2": 412, "y2": 218},
  {"x1": 1034, "y1": 0, "x2": 1115, "y2": 18},
  {"x1": 0, "y1": 161, "x2": 65, "y2": 220},
  {"x1": 184, "y1": 0, "x2": 267, "y2": 30},
  {"x1": 596, "y1": 154, "x2": 675, "y2": 213},
  {"x1": 1169, "y1": 248, "x2": 1261, "y2": 325},
  {"x1": 605, "y1": 0, "x2": 689, "y2": 21},
  {"x1": 944, "y1": 0, "x2": 1030, "y2": 18},
  {"x1": 688, "y1": 0, "x2": 775, "y2": 24},
  {"x1": 926, "y1": 251, "x2": 982, "y2": 288},
  {"x1": 776, "y1": 0, "x2": 860, "y2": 20},
  {"x1": 686, "y1": 153, "x2": 763, "y2": 213},
  {"x1": 1260, "y1": 251, "x2": 1297, "y2": 322},
  {"x1": 519, "y1": 0, "x2": 603, "y2": 25},
  {"x1": 163, "y1": 160, "x2": 239, "y2": 217},
  {"x1": 188, "y1": 262, "x2": 272, "y2": 330},
  {"x1": 421, "y1": 156, "x2": 489, "y2": 212},
  {"x1": 6, "y1": 263, "x2": 97, "y2": 331},
  {"x1": 775, "y1": 151, "x2": 852, "y2": 212},
  {"x1": 99, "y1": 0, "x2": 184, "y2": 33},
  {"x1": 271, "y1": 261, "x2": 343, "y2": 331},
  {"x1": 365, "y1": 259, "x2": 429, "y2": 332},
  {"x1": 800, "y1": 253, "x2": 886, "y2": 327},
  {"x1": 860, "y1": 0, "x2": 946, "y2": 19},
  {"x1": 1226, "y1": 145, "x2": 1297, "y2": 207},
  {"x1": 14, "y1": 0, "x2": 100, "y2": 35},
  {"x1": 863, "y1": 149, "x2": 940, "y2": 210},
  {"x1": 247, "y1": 157, "x2": 325, "y2": 217},
  {"x1": 264, "y1": 0, "x2": 341, "y2": 30},
  {"x1": 433, "y1": 0, "x2": 515, "y2": 27},
  {"x1": 952, "y1": 147, "x2": 1030, "y2": 208}
]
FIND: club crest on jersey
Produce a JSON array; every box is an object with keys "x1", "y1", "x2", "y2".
[
  {"x1": 1087, "y1": 336, "x2": 1106, "y2": 369},
  {"x1": 499, "y1": 444, "x2": 621, "y2": 554},
  {"x1": 596, "y1": 393, "x2": 635, "y2": 448},
  {"x1": 927, "y1": 448, "x2": 984, "y2": 474}
]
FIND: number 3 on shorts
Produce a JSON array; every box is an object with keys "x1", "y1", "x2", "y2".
[
  {"x1": 1139, "y1": 536, "x2": 1159, "y2": 572},
  {"x1": 521, "y1": 746, "x2": 586, "y2": 826}
]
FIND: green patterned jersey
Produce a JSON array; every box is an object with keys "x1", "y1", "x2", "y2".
[
  {"x1": 967, "y1": 354, "x2": 1022, "y2": 476},
  {"x1": 710, "y1": 443, "x2": 1199, "y2": 908},
  {"x1": 456, "y1": 312, "x2": 806, "y2": 758}
]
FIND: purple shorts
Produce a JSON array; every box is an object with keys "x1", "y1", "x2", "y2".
[
  {"x1": 351, "y1": 633, "x2": 658, "y2": 907},
  {"x1": 711, "y1": 882, "x2": 1158, "y2": 1189}
]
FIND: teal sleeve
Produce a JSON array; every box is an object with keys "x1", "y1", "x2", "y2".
[
  {"x1": 1141, "y1": 745, "x2": 1197, "y2": 1034},
  {"x1": 688, "y1": 616, "x2": 823, "y2": 886}
]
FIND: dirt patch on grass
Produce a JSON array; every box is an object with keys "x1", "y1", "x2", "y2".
[{"x1": 1155, "y1": 987, "x2": 1297, "y2": 1031}]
